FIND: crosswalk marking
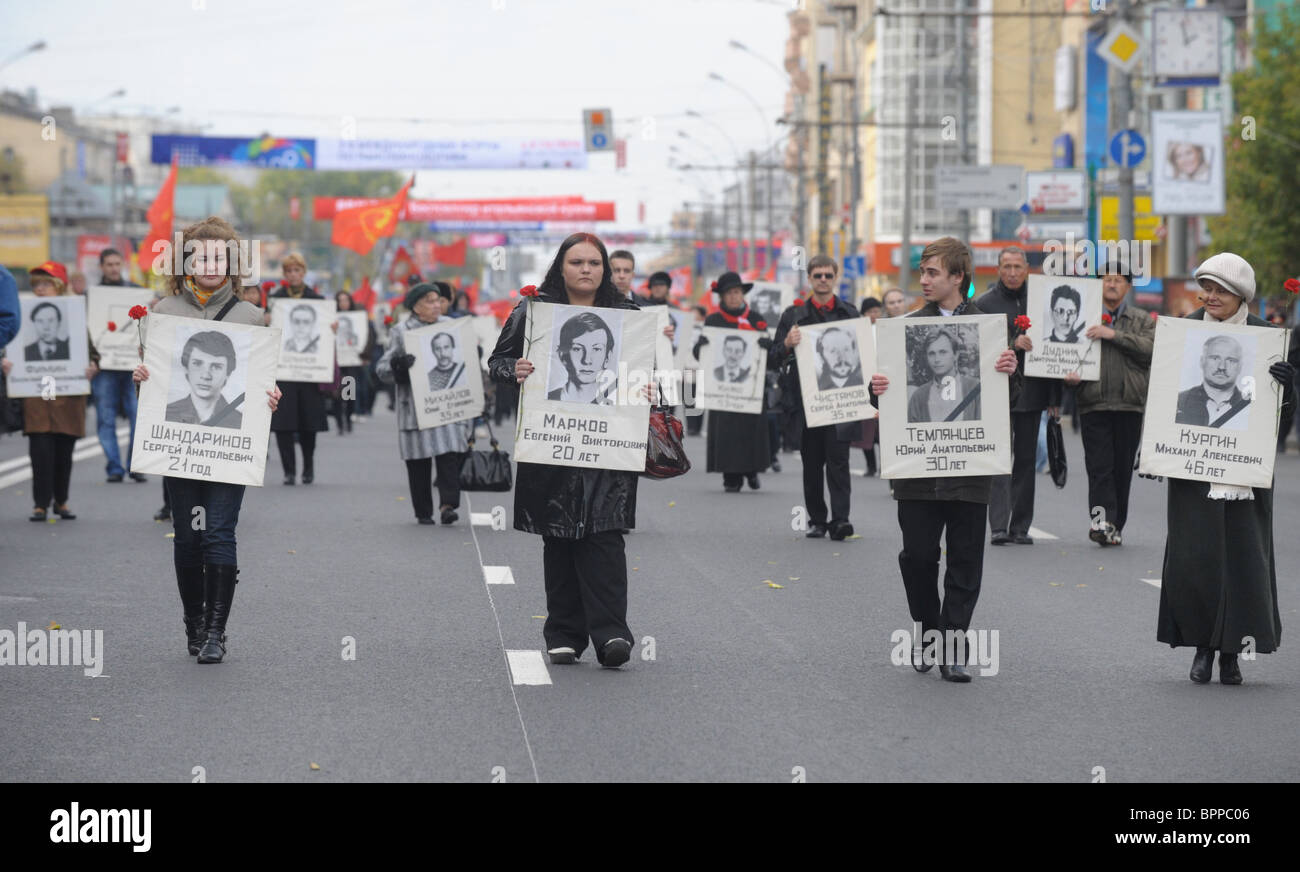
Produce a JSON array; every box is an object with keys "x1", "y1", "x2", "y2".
[
  {"x1": 1141, "y1": 578, "x2": 1162, "y2": 588},
  {"x1": 505, "y1": 650, "x2": 552, "y2": 686},
  {"x1": 483, "y1": 566, "x2": 515, "y2": 585},
  {"x1": 0, "y1": 426, "x2": 130, "y2": 491},
  {"x1": 1028, "y1": 526, "x2": 1059, "y2": 540}
]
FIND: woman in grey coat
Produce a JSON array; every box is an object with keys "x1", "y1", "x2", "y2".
[{"x1": 377, "y1": 283, "x2": 473, "y2": 525}]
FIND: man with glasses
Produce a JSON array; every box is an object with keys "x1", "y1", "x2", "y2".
[{"x1": 769, "y1": 254, "x2": 861, "y2": 541}]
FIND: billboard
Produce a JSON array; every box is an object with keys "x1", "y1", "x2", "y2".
[
  {"x1": 315, "y1": 138, "x2": 588, "y2": 170},
  {"x1": 150, "y1": 135, "x2": 315, "y2": 169},
  {"x1": 0, "y1": 194, "x2": 50, "y2": 267}
]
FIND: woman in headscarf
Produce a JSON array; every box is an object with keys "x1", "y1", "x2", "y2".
[
  {"x1": 376, "y1": 282, "x2": 472, "y2": 525},
  {"x1": 1157, "y1": 253, "x2": 1295, "y2": 684},
  {"x1": 267, "y1": 252, "x2": 328, "y2": 484},
  {"x1": 1, "y1": 262, "x2": 99, "y2": 521},
  {"x1": 133, "y1": 217, "x2": 281, "y2": 664},
  {"x1": 692, "y1": 271, "x2": 771, "y2": 492}
]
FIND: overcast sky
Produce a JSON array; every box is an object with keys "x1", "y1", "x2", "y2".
[{"x1": 1, "y1": 0, "x2": 796, "y2": 229}]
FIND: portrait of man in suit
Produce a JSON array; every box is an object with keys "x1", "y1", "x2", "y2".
[
  {"x1": 283, "y1": 303, "x2": 320, "y2": 353},
  {"x1": 906, "y1": 326, "x2": 981, "y2": 423},
  {"x1": 426, "y1": 330, "x2": 466, "y2": 392},
  {"x1": 1175, "y1": 334, "x2": 1251, "y2": 431},
  {"x1": 548, "y1": 310, "x2": 617, "y2": 405},
  {"x1": 815, "y1": 326, "x2": 863, "y2": 390},
  {"x1": 165, "y1": 330, "x2": 243, "y2": 429},
  {"x1": 23, "y1": 301, "x2": 70, "y2": 361},
  {"x1": 712, "y1": 334, "x2": 751, "y2": 384}
]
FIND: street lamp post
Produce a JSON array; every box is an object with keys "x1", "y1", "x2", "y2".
[
  {"x1": 0, "y1": 40, "x2": 47, "y2": 75},
  {"x1": 709, "y1": 71, "x2": 777, "y2": 253}
]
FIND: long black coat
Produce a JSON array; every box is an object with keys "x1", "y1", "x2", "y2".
[
  {"x1": 488, "y1": 289, "x2": 640, "y2": 538},
  {"x1": 1157, "y1": 308, "x2": 1294, "y2": 653},
  {"x1": 269, "y1": 286, "x2": 328, "y2": 433},
  {"x1": 694, "y1": 312, "x2": 770, "y2": 474}
]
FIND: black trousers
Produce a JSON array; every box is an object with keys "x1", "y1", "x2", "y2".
[
  {"x1": 897, "y1": 499, "x2": 987, "y2": 639},
  {"x1": 1080, "y1": 410, "x2": 1143, "y2": 532},
  {"x1": 542, "y1": 531, "x2": 631, "y2": 662},
  {"x1": 275, "y1": 430, "x2": 317, "y2": 476},
  {"x1": 988, "y1": 410, "x2": 1042, "y2": 536},
  {"x1": 404, "y1": 452, "x2": 464, "y2": 520},
  {"x1": 800, "y1": 424, "x2": 851, "y2": 525},
  {"x1": 29, "y1": 433, "x2": 77, "y2": 508}
]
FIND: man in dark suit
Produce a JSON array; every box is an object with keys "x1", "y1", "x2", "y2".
[
  {"x1": 1175, "y1": 334, "x2": 1249, "y2": 429},
  {"x1": 427, "y1": 331, "x2": 466, "y2": 391},
  {"x1": 283, "y1": 303, "x2": 320, "y2": 353},
  {"x1": 23, "y1": 301, "x2": 70, "y2": 361},
  {"x1": 815, "y1": 326, "x2": 864, "y2": 390},
  {"x1": 165, "y1": 331, "x2": 242, "y2": 429},
  {"x1": 713, "y1": 334, "x2": 751, "y2": 383}
]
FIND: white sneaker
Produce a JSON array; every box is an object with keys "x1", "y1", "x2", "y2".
[{"x1": 547, "y1": 646, "x2": 577, "y2": 665}]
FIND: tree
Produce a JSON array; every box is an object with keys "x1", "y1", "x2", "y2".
[{"x1": 1207, "y1": 4, "x2": 1300, "y2": 300}]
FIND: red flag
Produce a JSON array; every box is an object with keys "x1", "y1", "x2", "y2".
[
  {"x1": 138, "y1": 158, "x2": 178, "y2": 275},
  {"x1": 463, "y1": 279, "x2": 479, "y2": 308},
  {"x1": 352, "y1": 276, "x2": 376, "y2": 313},
  {"x1": 432, "y1": 238, "x2": 467, "y2": 267},
  {"x1": 332, "y1": 176, "x2": 414, "y2": 256},
  {"x1": 387, "y1": 245, "x2": 418, "y2": 285}
]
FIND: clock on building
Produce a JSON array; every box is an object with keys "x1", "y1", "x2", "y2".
[{"x1": 1151, "y1": 9, "x2": 1223, "y2": 81}]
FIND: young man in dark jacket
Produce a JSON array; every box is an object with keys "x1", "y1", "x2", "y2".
[
  {"x1": 870, "y1": 238, "x2": 1020, "y2": 682},
  {"x1": 768, "y1": 254, "x2": 861, "y2": 541},
  {"x1": 975, "y1": 246, "x2": 1061, "y2": 545}
]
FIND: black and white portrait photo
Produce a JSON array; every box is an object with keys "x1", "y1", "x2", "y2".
[
  {"x1": 23, "y1": 300, "x2": 71, "y2": 361},
  {"x1": 547, "y1": 308, "x2": 622, "y2": 405},
  {"x1": 425, "y1": 329, "x2": 467, "y2": 391},
  {"x1": 1174, "y1": 331, "x2": 1256, "y2": 431},
  {"x1": 750, "y1": 288, "x2": 782, "y2": 326},
  {"x1": 335, "y1": 310, "x2": 368, "y2": 368},
  {"x1": 905, "y1": 324, "x2": 981, "y2": 423},
  {"x1": 712, "y1": 333, "x2": 754, "y2": 384},
  {"x1": 283, "y1": 303, "x2": 321, "y2": 354},
  {"x1": 814, "y1": 325, "x2": 864, "y2": 390},
  {"x1": 1045, "y1": 284, "x2": 1084, "y2": 344},
  {"x1": 270, "y1": 297, "x2": 335, "y2": 383},
  {"x1": 165, "y1": 328, "x2": 250, "y2": 429}
]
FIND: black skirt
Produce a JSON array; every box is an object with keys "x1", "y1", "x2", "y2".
[
  {"x1": 705, "y1": 409, "x2": 770, "y2": 474},
  {"x1": 270, "y1": 381, "x2": 328, "y2": 432}
]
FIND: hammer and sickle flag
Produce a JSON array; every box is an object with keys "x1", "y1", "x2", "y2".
[{"x1": 331, "y1": 175, "x2": 414, "y2": 256}]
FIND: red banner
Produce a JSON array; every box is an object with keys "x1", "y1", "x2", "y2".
[
  {"x1": 314, "y1": 197, "x2": 615, "y2": 222},
  {"x1": 332, "y1": 176, "x2": 414, "y2": 256},
  {"x1": 138, "y1": 159, "x2": 177, "y2": 275}
]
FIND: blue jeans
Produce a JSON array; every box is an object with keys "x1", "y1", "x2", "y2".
[
  {"x1": 165, "y1": 477, "x2": 246, "y2": 567},
  {"x1": 93, "y1": 370, "x2": 138, "y2": 476}
]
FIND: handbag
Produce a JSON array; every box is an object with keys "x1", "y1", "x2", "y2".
[
  {"x1": 643, "y1": 406, "x2": 691, "y2": 479},
  {"x1": 1046, "y1": 414, "x2": 1067, "y2": 489},
  {"x1": 459, "y1": 419, "x2": 513, "y2": 491}
]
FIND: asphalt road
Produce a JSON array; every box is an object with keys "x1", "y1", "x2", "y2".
[{"x1": 2, "y1": 404, "x2": 1298, "y2": 783}]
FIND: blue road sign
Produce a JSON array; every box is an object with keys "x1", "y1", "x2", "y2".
[
  {"x1": 1109, "y1": 129, "x2": 1146, "y2": 168},
  {"x1": 591, "y1": 132, "x2": 608, "y2": 149}
]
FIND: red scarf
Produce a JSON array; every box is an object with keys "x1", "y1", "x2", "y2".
[
  {"x1": 717, "y1": 305, "x2": 758, "y2": 331},
  {"x1": 808, "y1": 294, "x2": 836, "y2": 312}
]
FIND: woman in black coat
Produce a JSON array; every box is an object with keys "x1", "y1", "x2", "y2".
[
  {"x1": 488, "y1": 233, "x2": 648, "y2": 669},
  {"x1": 693, "y1": 271, "x2": 771, "y2": 491},
  {"x1": 267, "y1": 253, "x2": 328, "y2": 484}
]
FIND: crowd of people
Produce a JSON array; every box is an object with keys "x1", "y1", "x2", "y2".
[{"x1": 1, "y1": 225, "x2": 1296, "y2": 686}]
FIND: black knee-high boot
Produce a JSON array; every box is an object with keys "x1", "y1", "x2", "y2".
[
  {"x1": 197, "y1": 565, "x2": 238, "y2": 664},
  {"x1": 176, "y1": 564, "x2": 205, "y2": 656}
]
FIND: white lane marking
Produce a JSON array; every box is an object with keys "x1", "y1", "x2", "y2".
[
  {"x1": 1028, "y1": 526, "x2": 1059, "y2": 540},
  {"x1": 505, "y1": 650, "x2": 552, "y2": 686},
  {"x1": 484, "y1": 565, "x2": 515, "y2": 585},
  {"x1": 470, "y1": 512, "x2": 495, "y2": 526},
  {"x1": 1141, "y1": 578, "x2": 1162, "y2": 588},
  {"x1": 0, "y1": 426, "x2": 130, "y2": 491}
]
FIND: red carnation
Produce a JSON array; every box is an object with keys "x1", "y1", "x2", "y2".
[
  {"x1": 1285, "y1": 277, "x2": 1300, "y2": 294},
  {"x1": 793, "y1": 297, "x2": 805, "y2": 307},
  {"x1": 710, "y1": 281, "x2": 717, "y2": 291},
  {"x1": 1014, "y1": 315, "x2": 1031, "y2": 332},
  {"x1": 755, "y1": 320, "x2": 768, "y2": 331},
  {"x1": 384, "y1": 315, "x2": 394, "y2": 326},
  {"x1": 107, "y1": 321, "x2": 117, "y2": 332},
  {"x1": 1101, "y1": 313, "x2": 1113, "y2": 325},
  {"x1": 519, "y1": 285, "x2": 539, "y2": 297},
  {"x1": 128, "y1": 305, "x2": 148, "y2": 320},
  {"x1": 1151, "y1": 310, "x2": 1158, "y2": 320}
]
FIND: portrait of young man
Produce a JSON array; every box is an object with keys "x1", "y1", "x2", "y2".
[{"x1": 165, "y1": 330, "x2": 243, "y2": 430}]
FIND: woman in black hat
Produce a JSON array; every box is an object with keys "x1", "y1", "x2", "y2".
[{"x1": 693, "y1": 271, "x2": 771, "y2": 492}]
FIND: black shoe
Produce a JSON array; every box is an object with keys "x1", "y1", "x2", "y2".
[
  {"x1": 990, "y1": 532, "x2": 1012, "y2": 546},
  {"x1": 1012, "y1": 534, "x2": 1034, "y2": 545},
  {"x1": 1089, "y1": 525, "x2": 1110, "y2": 546},
  {"x1": 805, "y1": 523, "x2": 828, "y2": 539},
  {"x1": 29, "y1": 507, "x2": 46, "y2": 522},
  {"x1": 1189, "y1": 647, "x2": 1214, "y2": 684},
  {"x1": 770, "y1": 458, "x2": 781, "y2": 473},
  {"x1": 153, "y1": 506, "x2": 171, "y2": 522},
  {"x1": 746, "y1": 473, "x2": 760, "y2": 490},
  {"x1": 440, "y1": 507, "x2": 458, "y2": 525},
  {"x1": 724, "y1": 484, "x2": 741, "y2": 493},
  {"x1": 939, "y1": 664, "x2": 972, "y2": 683},
  {"x1": 106, "y1": 474, "x2": 124, "y2": 483},
  {"x1": 301, "y1": 467, "x2": 314, "y2": 485},
  {"x1": 283, "y1": 475, "x2": 295, "y2": 486},
  {"x1": 829, "y1": 521, "x2": 853, "y2": 541},
  {"x1": 1219, "y1": 652, "x2": 1243, "y2": 685},
  {"x1": 129, "y1": 472, "x2": 147, "y2": 483},
  {"x1": 912, "y1": 647, "x2": 934, "y2": 674},
  {"x1": 600, "y1": 638, "x2": 632, "y2": 669},
  {"x1": 176, "y1": 564, "x2": 205, "y2": 656},
  {"x1": 417, "y1": 517, "x2": 436, "y2": 525},
  {"x1": 52, "y1": 504, "x2": 76, "y2": 520},
  {"x1": 547, "y1": 647, "x2": 578, "y2": 665},
  {"x1": 197, "y1": 565, "x2": 238, "y2": 664}
]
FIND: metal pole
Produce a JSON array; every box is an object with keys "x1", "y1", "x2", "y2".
[
  {"x1": 957, "y1": 1, "x2": 970, "y2": 244},
  {"x1": 1115, "y1": 0, "x2": 1135, "y2": 244},
  {"x1": 899, "y1": 73, "x2": 915, "y2": 293}
]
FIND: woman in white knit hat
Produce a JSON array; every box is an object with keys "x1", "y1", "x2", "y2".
[{"x1": 1157, "y1": 252, "x2": 1296, "y2": 684}]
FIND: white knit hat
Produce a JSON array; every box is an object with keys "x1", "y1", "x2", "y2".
[{"x1": 1193, "y1": 252, "x2": 1256, "y2": 303}]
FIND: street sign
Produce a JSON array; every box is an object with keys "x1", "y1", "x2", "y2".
[
  {"x1": 934, "y1": 165, "x2": 1024, "y2": 210},
  {"x1": 1097, "y1": 22, "x2": 1145, "y2": 73},
  {"x1": 1109, "y1": 129, "x2": 1146, "y2": 168},
  {"x1": 1024, "y1": 219, "x2": 1089, "y2": 241},
  {"x1": 583, "y1": 108, "x2": 614, "y2": 152},
  {"x1": 1099, "y1": 195, "x2": 1160, "y2": 241},
  {"x1": 1024, "y1": 171, "x2": 1088, "y2": 212}
]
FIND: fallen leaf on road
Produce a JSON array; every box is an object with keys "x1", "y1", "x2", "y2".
[
  {"x1": 1076, "y1": 584, "x2": 1087, "y2": 588},
  {"x1": 846, "y1": 534, "x2": 862, "y2": 540},
  {"x1": 309, "y1": 762, "x2": 320, "y2": 771},
  {"x1": 164, "y1": 533, "x2": 175, "y2": 539},
  {"x1": 632, "y1": 567, "x2": 639, "y2": 571},
  {"x1": 765, "y1": 581, "x2": 784, "y2": 589},
  {"x1": 90, "y1": 717, "x2": 100, "y2": 722},
  {"x1": 1050, "y1": 582, "x2": 1063, "y2": 587},
  {"x1": 288, "y1": 550, "x2": 296, "y2": 554},
  {"x1": 832, "y1": 552, "x2": 840, "y2": 556},
  {"x1": 532, "y1": 616, "x2": 545, "y2": 620},
  {"x1": 767, "y1": 561, "x2": 777, "y2": 565},
  {"x1": 668, "y1": 501, "x2": 676, "y2": 507},
  {"x1": 788, "y1": 577, "x2": 799, "y2": 581},
  {"x1": 396, "y1": 497, "x2": 405, "y2": 501},
  {"x1": 47, "y1": 621, "x2": 60, "y2": 630}
]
